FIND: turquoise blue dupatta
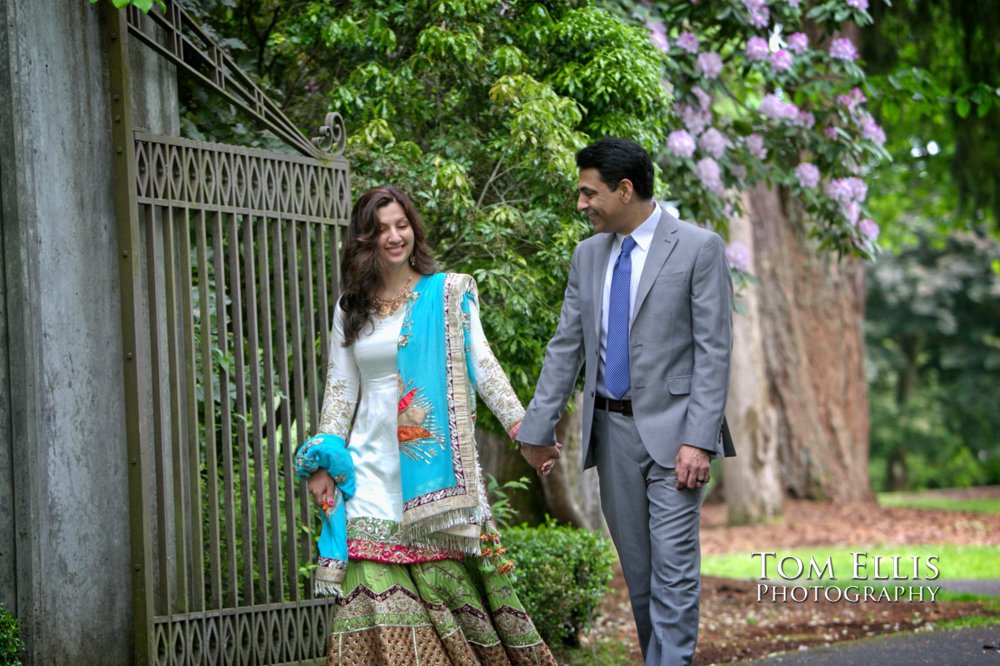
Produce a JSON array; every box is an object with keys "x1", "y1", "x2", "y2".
[{"x1": 395, "y1": 273, "x2": 484, "y2": 550}]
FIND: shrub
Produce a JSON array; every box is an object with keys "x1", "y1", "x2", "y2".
[
  {"x1": 504, "y1": 518, "x2": 615, "y2": 646},
  {"x1": 0, "y1": 604, "x2": 23, "y2": 666}
]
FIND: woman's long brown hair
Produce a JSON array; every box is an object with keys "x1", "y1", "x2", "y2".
[{"x1": 339, "y1": 185, "x2": 438, "y2": 346}]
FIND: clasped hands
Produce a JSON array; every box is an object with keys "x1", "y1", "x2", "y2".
[{"x1": 508, "y1": 420, "x2": 562, "y2": 476}]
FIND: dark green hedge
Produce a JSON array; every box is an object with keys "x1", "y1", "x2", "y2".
[{"x1": 504, "y1": 519, "x2": 616, "y2": 646}]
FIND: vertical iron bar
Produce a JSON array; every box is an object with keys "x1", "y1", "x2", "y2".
[
  {"x1": 287, "y1": 221, "x2": 313, "y2": 581},
  {"x1": 227, "y1": 211, "x2": 254, "y2": 606},
  {"x1": 257, "y1": 217, "x2": 283, "y2": 603},
  {"x1": 212, "y1": 209, "x2": 238, "y2": 606},
  {"x1": 179, "y1": 206, "x2": 205, "y2": 611},
  {"x1": 243, "y1": 215, "x2": 270, "y2": 603},
  {"x1": 197, "y1": 209, "x2": 222, "y2": 610},
  {"x1": 300, "y1": 222, "x2": 319, "y2": 439},
  {"x1": 271, "y1": 221, "x2": 299, "y2": 601},
  {"x1": 145, "y1": 204, "x2": 171, "y2": 617},
  {"x1": 105, "y1": 5, "x2": 154, "y2": 653},
  {"x1": 163, "y1": 203, "x2": 190, "y2": 613}
]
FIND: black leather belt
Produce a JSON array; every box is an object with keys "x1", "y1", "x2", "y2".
[{"x1": 595, "y1": 395, "x2": 633, "y2": 416}]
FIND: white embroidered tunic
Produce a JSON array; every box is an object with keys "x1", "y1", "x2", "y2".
[{"x1": 317, "y1": 283, "x2": 524, "y2": 563}]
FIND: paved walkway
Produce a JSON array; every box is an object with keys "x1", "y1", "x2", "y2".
[
  {"x1": 744, "y1": 580, "x2": 1000, "y2": 665},
  {"x1": 744, "y1": 624, "x2": 1000, "y2": 665}
]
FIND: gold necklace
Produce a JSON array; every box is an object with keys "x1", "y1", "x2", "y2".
[{"x1": 373, "y1": 274, "x2": 414, "y2": 317}]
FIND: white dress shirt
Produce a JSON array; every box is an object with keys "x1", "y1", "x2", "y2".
[{"x1": 597, "y1": 203, "x2": 660, "y2": 399}]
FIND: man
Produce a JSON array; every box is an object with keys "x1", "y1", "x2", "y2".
[{"x1": 516, "y1": 137, "x2": 734, "y2": 665}]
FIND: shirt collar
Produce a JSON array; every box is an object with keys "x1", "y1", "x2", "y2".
[{"x1": 616, "y1": 202, "x2": 660, "y2": 253}]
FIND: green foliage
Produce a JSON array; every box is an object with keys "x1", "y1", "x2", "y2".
[
  {"x1": 182, "y1": 0, "x2": 674, "y2": 428},
  {"x1": 485, "y1": 473, "x2": 531, "y2": 530},
  {"x1": 0, "y1": 605, "x2": 23, "y2": 666},
  {"x1": 866, "y1": 229, "x2": 1000, "y2": 490},
  {"x1": 864, "y1": 0, "x2": 1000, "y2": 244},
  {"x1": 89, "y1": 0, "x2": 166, "y2": 13},
  {"x1": 504, "y1": 519, "x2": 615, "y2": 645},
  {"x1": 878, "y1": 493, "x2": 1000, "y2": 514}
]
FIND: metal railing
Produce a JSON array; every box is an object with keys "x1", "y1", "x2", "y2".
[{"x1": 105, "y1": 3, "x2": 351, "y2": 663}]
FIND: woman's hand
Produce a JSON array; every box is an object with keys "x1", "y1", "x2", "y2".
[
  {"x1": 507, "y1": 420, "x2": 522, "y2": 440},
  {"x1": 307, "y1": 468, "x2": 336, "y2": 510}
]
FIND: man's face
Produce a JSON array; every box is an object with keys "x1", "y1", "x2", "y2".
[{"x1": 577, "y1": 167, "x2": 629, "y2": 234}]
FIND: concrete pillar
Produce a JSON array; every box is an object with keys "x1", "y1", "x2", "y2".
[{"x1": 0, "y1": 1, "x2": 176, "y2": 662}]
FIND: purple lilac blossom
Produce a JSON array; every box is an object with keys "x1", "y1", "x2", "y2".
[
  {"x1": 696, "y1": 52, "x2": 723, "y2": 79},
  {"x1": 824, "y1": 126, "x2": 839, "y2": 141},
  {"x1": 842, "y1": 200, "x2": 861, "y2": 225},
  {"x1": 795, "y1": 110, "x2": 815, "y2": 128},
  {"x1": 827, "y1": 178, "x2": 852, "y2": 202},
  {"x1": 677, "y1": 31, "x2": 700, "y2": 54},
  {"x1": 829, "y1": 38, "x2": 858, "y2": 61},
  {"x1": 667, "y1": 130, "x2": 697, "y2": 158},
  {"x1": 858, "y1": 218, "x2": 879, "y2": 240},
  {"x1": 770, "y1": 49, "x2": 793, "y2": 72},
  {"x1": 748, "y1": 6, "x2": 770, "y2": 28},
  {"x1": 681, "y1": 104, "x2": 711, "y2": 135},
  {"x1": 844, "y1": 177, "x2": 867, "y2": 201},
  {"x1": 787, "y1": 32, "x2": 808, "y2": 53},
  {"x1": 837, "y1": 87, "x2": 867, "y2": 110},
  {"x1": 746, "y1": 36, "x2": 770, "y2": 61},
  {"x1": 857, "y1": 111, "x2": 886, "y2": 145},
  {"x1": 692, "y1": 86, "x2": 713, "y2": 110},
  {"x1": 647, "y1": 21, "x2": 669, "y2": 52},
  {"x1": 696, "y1": 157, "x2": 724, "y2": 193},
  {"x1": 726, "y1": 241, "x2": 752, "y2": 272},
  {"x1": 759, "y1": 94, "x2": 799, "y2": 121},
  {"x1": 846, "y1": 0, "x2": 869, "y2": 11},
  {"x1": 786, "y1": 0, "x2": 801, "y2": 6},
  {"x1": 698, "y1": 128, "x2": 728, "y2": 158},
  {"x1": 746, "y1": 133, "x2": 768, "y2": 160},
  {"x1": 795, "y1": 163, "x2": 820, "y2": 189}
]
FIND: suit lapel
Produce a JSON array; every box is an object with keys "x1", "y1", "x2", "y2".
[
  {"x1": 633, "y1": 210, "x2": 679, "y2": 320},
  {"x1": 592, "y1": 233, "x2": 615, "y2": 339}
]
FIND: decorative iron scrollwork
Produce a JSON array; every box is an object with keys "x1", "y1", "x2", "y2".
[{"x1": 311, "y1": 113, "x2": 346, "y2": 155}]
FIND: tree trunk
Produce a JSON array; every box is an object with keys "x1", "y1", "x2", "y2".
[
  {"x1": 722, "y1": 202, "x2": 784, "y2": 524},
  {"x1": 742, "y1": 183, "x2": 873, "y2": 502}
]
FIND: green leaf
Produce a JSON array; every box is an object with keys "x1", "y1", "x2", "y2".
[{"x1": 955, "y1": 97, "x2": 971, "y2": 118}]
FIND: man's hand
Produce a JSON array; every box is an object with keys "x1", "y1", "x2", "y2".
[
  {"x1": 519, "y1": 442, "x2": 561, "y2": 476},
  {"x1": 675, "y1": 444, "x2": 711, "y2": 490},
  {"x1": 307, "y1": 468, "x2": 336, "y2": 510}
]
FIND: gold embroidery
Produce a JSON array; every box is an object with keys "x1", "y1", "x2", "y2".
[
  {"x1": 462, "y1": 280, "x2": 525, "y2": 433},
  {"x1": 318, "y1": 377, "x2": 354, "y2": 440}
]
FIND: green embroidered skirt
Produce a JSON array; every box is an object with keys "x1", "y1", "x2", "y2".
[{"x1": 324, "y1": 558, "x2": 557, "y2": 665}]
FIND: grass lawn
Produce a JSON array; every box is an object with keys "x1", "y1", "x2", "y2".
[
  {"x1": 877, "y1": 492, "x2": 1000, "y2": 513},
  {"x1": 702, "y1": 543, "x2": 1000, "y2": 581}
]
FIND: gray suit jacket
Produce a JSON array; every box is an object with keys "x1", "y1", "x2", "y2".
[{"x1": 518, "y1": 209, "x2": 735, "y2": 469}]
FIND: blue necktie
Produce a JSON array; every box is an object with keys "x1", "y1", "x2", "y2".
[{"x1": 605, "y1": 236, "x2": 636, "y2": 399}]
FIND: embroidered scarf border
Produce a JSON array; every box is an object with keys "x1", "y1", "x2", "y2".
[{"x1": 396, "y1": 273, "x2": 483, "y2": 553}]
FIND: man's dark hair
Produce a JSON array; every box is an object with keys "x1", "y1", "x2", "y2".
[{"x1": 576, "y1": 138, "x2": 654, "y2": 200}]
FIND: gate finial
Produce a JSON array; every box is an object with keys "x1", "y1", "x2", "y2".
[{"x1": 312, "y1": 112, "x2": 346, "y2": 155}]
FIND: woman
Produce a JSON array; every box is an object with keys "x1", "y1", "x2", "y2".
[{"x1": 294, "y1": 185, "x2": 557, "y2": 665}]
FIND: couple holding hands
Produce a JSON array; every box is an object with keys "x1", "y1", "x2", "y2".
[{"x1": 294, "y1": 137, "x2": 734, "y2": 666}]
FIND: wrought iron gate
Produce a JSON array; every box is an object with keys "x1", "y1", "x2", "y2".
[{"x1": 105, "y1": 3, "x2": 350, "y2": 663}]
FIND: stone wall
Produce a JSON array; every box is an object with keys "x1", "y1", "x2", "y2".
[{"x1": 0, "y1": 2, "x2": 176, "y2": 662}]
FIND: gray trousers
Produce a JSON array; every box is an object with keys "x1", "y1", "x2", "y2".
[{"x1": 593, "y1": 409, "x2": 704, "y2": 666}]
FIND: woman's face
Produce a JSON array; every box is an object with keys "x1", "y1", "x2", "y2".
[{"x1": 375, "y1": 201, "x2": 415, "y2": 271}]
